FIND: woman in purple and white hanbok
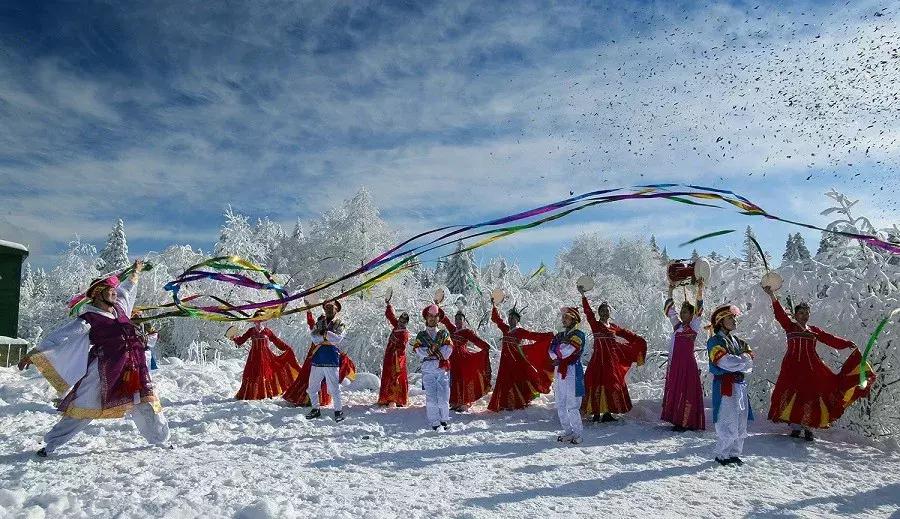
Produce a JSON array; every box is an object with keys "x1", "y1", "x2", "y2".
[{"x1": 19, "y1": 261, "x2": 170, "y2": 457}]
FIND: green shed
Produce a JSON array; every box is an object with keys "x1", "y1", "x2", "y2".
[{"x1": 0, "y1": 239, "x2": 29, "y2": 339}]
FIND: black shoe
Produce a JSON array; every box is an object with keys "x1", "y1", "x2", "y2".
[
  {"x1": 600, "y1": 413, "x2": 618, "y2": 423},
  {"x1": 432, "y1": 425, "x2": 440, "y2": 431},
  {"x1": 334, "y1": 410, "x2": 345, "y2": 422},
  {"x1": 306, "y1": 408, "x2": 321, "y2": 419},
  {"x1": 715, "y1": 457, "x2": 731, "y2": 466},
  {"x1": 591, "y1": 414, "x2": 602, "y2": 423},
  {"x1": 672, "y1": 425, "x2": 687, "y2": 432},
  {"x1": 789, "y1": 430, "x2": 801, "y2": 438},
  {"x1": 804, "y1": 430, "x2": 815, "y2": 442},
  {"x1": 440, "y1": 421, "x2": 449, "y2": 430},
  {"x1": 36, "y1": 448, "x2": 48, "y2": 458},
  {"x1": 727, "y1": 457, "x2": 744, "y2": 466}
]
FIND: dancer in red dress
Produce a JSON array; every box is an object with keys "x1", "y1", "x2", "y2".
[
  {"x1": 660, "y1": 281, "x2": 706, "y2": 431},
  {"x1": 439, "y1": 309, "x2": 492, "y2": 411},
  {"x1": 763, "y1": 286, "x2": 875, "y2": 441},
  {"x1": 283, "y1": 301, "x2": 356, "y2": 407},
  {"x1": 231, "y1": 315, "x2": 301, "y2": 400},
  {"x1": 487, "y1": 304, "x2": 554, "y2": 412},
  {"x1": 580, "y1": 292, "x2": 647, "y2": 423},
  {"x1": 377, "y1": 302, "x2": 410, "y2": 406}
]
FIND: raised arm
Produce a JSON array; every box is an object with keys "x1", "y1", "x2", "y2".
[
  {"x1": 663, "y1": 298, "x2": 680, "y2": 328},
  {"x1": 695, "y1": 280, "x2": 704, "y2": 317},
  {"x1": 439, "y1": 309, "x2": 458, "y2": 334},
  {"x1": 491, "y1": 305, "x2": 510, "y2": 334},
  {"x1": 771, "y1": 298, "x2": 795, "y2": 332},
  {"x1": 117, "y1": 277, "x2": 139, "y2": 316},
  {"x1": 581, "y1": 295, "x2": 599, "y2": 329},
  {"x1": 385, "y1": 303, "x2": 399, "y2": 328}
]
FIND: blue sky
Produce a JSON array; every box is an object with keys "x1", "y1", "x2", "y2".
[{"x1": 1, "y1": 0, "x2": 897, "y2": 270}]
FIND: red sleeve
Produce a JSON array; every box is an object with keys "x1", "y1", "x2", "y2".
[
  {"x1": 461, "y1": 329, "x2": 490, "y2": 351},
  {"x1": 519, "y1": 328, "x2": 555, "y2": 343},
  {"x1": 614, "y1": 325, "x2": 647, "y2": 365},
  {"x1": 385, "y1": 304, "x2": 398, "y2": 328},
  {"x1": 810, "y1": 326, "x2": 855, "y2": 350},
  {"x1": 615, "y1": 326, "x2": 645, "y2": 347},
  {"x1": 439, "y1": 312, "x2": 457, "y2": 334},
  {"x1": 265, "y1": 328, "x2": 291, "y2": 352},
  {"x1": 582, "y1": 295, "x2": 599, "y2": 331},
  {"x1": 491, "y1": 306, "x2": 509, "y2": 334},
  {"x1": 772, "y1": 299, "x2": 795, "y2": 332},
  {"x1": 233, "y1": 328, "x2": 254, "y2": 346},
  {"x1": 306, "y1": 311, "x2": 316, "y2": 331}
]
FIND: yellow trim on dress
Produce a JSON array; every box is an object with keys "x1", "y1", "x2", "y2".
[
  {"x1": 30, "y1": 352, "x2": 70, "y2": 394},
  {"x1": 778, "y1": 393, "x2": 797, "y2": 422},
  {"x1": 63, "y1": 395, "x2": 162, "y2": 420}
]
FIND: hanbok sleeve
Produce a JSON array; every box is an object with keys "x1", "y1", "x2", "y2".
[
  {"x1": 233, "y1": 328, "x2": 254, "y2": 346},
  {"x1": 491, "y1": 306, "x2": 510, "y2": 334},
  {"x1": 664, "y1": 298, "x2": 680, "y2": 328},
  {"x1": 440, "y1": 335, "x2": 453, "y2": 359},
  {"x1": 714, "y1": 353, "x2": 753, "y2": 373},
  {"x1": 265, "y1": 328, "x2": 293, "y2": 352},
  {"x1": 385, "y1": 304, "x2": 399, "y2": 328},
  {"x1": 772, "y1": 299, "x2": 795, "y2": 333},
  {"x1": 810, "y1": 326, "x2": 855, "y2": 350},
  {"x1": 412, "y1": 335, "x2": 428, "y2": 359},
  {"x1": 30, "y1": 318, "x2": 92, "y2": 394},
  {"x1": 117, "y1": 278, "x2": 139, "y2": 315},
  {"x1": 582, "y1": 295, "x2": 599, "y2": 330},
  {"x1": 325, "y1": 330, "x2": 345, "y2": 346}
]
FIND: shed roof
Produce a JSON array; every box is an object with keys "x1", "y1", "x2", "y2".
[{"x1": 0, "y1": 240, "x2": 29, "y2": 257}]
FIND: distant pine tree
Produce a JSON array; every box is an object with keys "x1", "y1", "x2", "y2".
[
  {"x1": 97, "y1": 219, "x2": 129, "y2": 272},
  {"x1": 742, "y1": 226, "x2": 761, "y2": 268}
]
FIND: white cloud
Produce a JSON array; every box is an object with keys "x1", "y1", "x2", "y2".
[{"x1": 1, "y1": 0, "x2": 898, "y2": 267}]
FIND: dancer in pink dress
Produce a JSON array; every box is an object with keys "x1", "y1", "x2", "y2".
[{"x1": 660, "y1": 280, "x2": 706, "y2": 432}]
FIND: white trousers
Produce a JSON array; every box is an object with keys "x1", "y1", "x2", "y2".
[
  {"x1": 308, "y1": 365, "x2": 342, "y2": 411},
  {"x1": 554, "y1": 371, "x2": 583, "y2": 437},
  {"x1": 43, "y1": 402, "x2": 170, "y2": 454},
  {"x1": 423, "y1": 370, "x2": 450, "y2": 427},
  {"x1": 714, "y1": 383, "x2": 749, "y2": 459}
]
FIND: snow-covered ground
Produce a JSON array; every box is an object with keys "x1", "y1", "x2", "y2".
[{"x1": 1, "y1": 360, "x2": 898, "y2": 519}]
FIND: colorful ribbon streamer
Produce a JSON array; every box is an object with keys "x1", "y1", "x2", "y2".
[
  {"x1": 143, "y1": 184, "x2": 900, "y2": 323},
  {"x1": 859, "y1": 307, "x2": 899, "y2": 389},
  {"x1": 678, "y1": 229, "x2": 736, "y2": 247}
]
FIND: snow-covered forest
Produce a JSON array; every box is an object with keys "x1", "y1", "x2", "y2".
[{"x1": 17, "y1": 189, "x2": 900, "y2": 439}]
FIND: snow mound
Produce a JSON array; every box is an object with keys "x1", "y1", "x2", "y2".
[{"x1": 343, "y1": 371, "x2": 380, "y2": 392}]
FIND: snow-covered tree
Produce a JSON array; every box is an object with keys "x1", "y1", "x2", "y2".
[
  {"x1": 794, "y1": 233, "x2": 811, "y2": 260},
  {"x1": 690, "y1": 249, "x2": 700, "y2": 262},
  {"x1": 97, "y1": 219, "x2": 129, "y2": 272},
  {"x1": 253, "y1": 216, "x2": 286, "y2": 272},
  {"x1": 445, "y1": 241, "x2": 478, "y2": 296},
  {"x1": 782, "y1": 234, "x2": 799, "y2": 263},
  {"x1": 215, "y1": 206, "x2": 262, "y2": 261},
  {"x1": 742, "y1": 226, "x2": 762, "y2": 268}
]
